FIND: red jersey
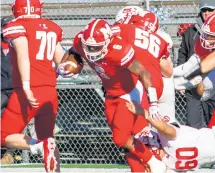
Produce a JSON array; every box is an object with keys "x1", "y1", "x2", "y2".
[
  {"x1": 2, "y1": 17, "x2": 62, "y2": 88},
  {"x1": 194, "y1": 36, "x2": 213, "y2": 60},
  {"x1": 112, "y1": 24, "x2": 169, "y2": 98},
  {"x1": 73, "y1": 32, "x2": 138, "y2": 97}
]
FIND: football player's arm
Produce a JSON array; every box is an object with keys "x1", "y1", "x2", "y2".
[
  {"x1": 53, "y1": 42, "x2": 65, "y2": 67},
  {"x1": 12, "y1": 36, "x2": 30, "y2": 87},
  {"x1": 127, "y1": 58, "x2": 161, "y2": 121},
  {"x1": 126, "y1": 101, "x2": 176, "y2": 139},
  {"x1": 160, "y1": 57, "x2": 173, "y2": 78},
  {"x1": 145, "y1": 111, "x2": 177, "y2": 139},
  {"x1": 60, "y1": 47, "x2": 82, "y2": 64},
  {"x1": 127, "y1": 59, "x2": 153, "y2": 90},
  {"x1": 200, "y1": 50, "x2": 215, "y2": 74},
  {"x1": 12, "y1": 36, "x2": 39, "y2": 108}
]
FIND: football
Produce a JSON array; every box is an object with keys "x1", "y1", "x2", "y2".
[{"x1": 60, "y1": 51, "x2": 84, "y2": 76}]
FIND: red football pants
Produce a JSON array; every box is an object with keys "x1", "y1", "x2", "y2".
[
  {"x1": 1, "y1": 86, "x2": 58, "y2": 146},
  {"x1": 125, "y1": 152, "x2": 146, "y2": 172},
  {"x1": 105, "y1": 93, "x2": 149, "y2": 147}
]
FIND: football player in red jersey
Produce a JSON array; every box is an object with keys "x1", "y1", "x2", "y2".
[
  {"x1": 174, "y1": 15, "x2": 215, "y2": 101},
  {"x1": 113, "y1": 11, "x2": 176, "y2": 120},
  {"x1": 112, "y1": 11, "x2": 176, "y2": 172},
  {"x1": 64, "y1": 19, "x2": 166, "y2": 173},
  {"x1": 174, "y1": 14, "x2": 215, "y2": 129},
  {"x1": 1, "y1": 0, "x2": 65, "y2": 172},
  {"x1": 115, "y1": 8, "x2": 173, "y2": 76}
]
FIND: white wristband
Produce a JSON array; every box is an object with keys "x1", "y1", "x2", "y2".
[
  {"x1": 22, "y1": 81, "x2": 30, "y2": 90},
  {"x1": 147, "y1": 87, "x2": 158, "y2": 103}
]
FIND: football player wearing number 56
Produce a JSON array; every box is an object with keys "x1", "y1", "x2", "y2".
[
  {"x1": 1, "y1": 0, "x2": 65, "y2": 172},
  {"x1": 126, "y1": 101, "x2": 215, "y2": 172}
]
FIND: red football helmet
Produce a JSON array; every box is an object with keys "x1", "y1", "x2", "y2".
[
  {"x1": 81, "y1": 19, "x2": 112, "y2": 62},
  {"x1": 200, "y1": 14, "x2": 215, "y2": 49},
  {"x1": 12, "y1": 0, "x2": 43, "y2": 18},
  {"x1": 115, "y1": 6, "x2": 145, "y2": 25},
  {"x1": 127, "y1": 10, "x2": 159, "y2": 33}
]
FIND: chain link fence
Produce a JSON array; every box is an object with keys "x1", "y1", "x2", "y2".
[{"x1": 1, "y1": 0, "x2": 200, "y2": 166}]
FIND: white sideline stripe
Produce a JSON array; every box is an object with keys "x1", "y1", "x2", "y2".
[{"x1": 121, "y1": 47, "x2": 134, "y2": 66}]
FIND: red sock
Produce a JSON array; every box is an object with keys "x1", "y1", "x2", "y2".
[
  {"x1": 208, "y1": 109, "x2": 215, "y2": 128},
  {"x1": 125, "y1": 152, "x2": 146, "y2": 172},
  {"x1": 129, "y1": 139, "x2": 152, "y2": 163}
]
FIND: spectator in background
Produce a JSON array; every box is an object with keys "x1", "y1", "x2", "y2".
[
  {"x1": 1, "y1": 16, "x2": 14, "y2": 114},
  {"x1": 0, "y1": 16, "x2": 15, "y2": 165},
  {"x1": 176, "y1": 0, "x2": 215, "y2": 129}
]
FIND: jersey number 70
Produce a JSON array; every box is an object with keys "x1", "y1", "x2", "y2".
[{"x1": 36, "y1": 31, "x2": 57, "y2": 61}]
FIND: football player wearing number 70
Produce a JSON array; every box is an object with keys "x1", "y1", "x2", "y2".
[
  {"x1": 1, "y1": 0, "x2": 65, "y2": 172},
  {"x1": 126, "y1": 101, "x2": 215, "y2": 172}
]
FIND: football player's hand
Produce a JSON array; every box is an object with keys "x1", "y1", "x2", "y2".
[
  {"x1": 126, "y1": 101, "x2": 145, "y2": 115},
  {"x1": 57, "y1": 62, "x2": 75, "y2": 78},
  {"x1": 148, "y1": 102, "x2": 162, "y2": 121},
  {"x1": 24, "y1": 89, "x2": 39, "y2": 108}
]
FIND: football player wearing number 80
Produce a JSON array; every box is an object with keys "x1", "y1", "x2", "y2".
[
  {"x1": 1, "y1": 0, "x2": 65, "y2": 172},
  {"x1": 126, "y1": 101, "x2": 215, "y2": 171}
]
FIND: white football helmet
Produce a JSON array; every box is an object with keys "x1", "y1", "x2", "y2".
[{"x1": 115, "y1": 6, "x2": 145, "y2": 25}]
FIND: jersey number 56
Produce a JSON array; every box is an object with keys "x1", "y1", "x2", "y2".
[{"x1": 134, "y1": 28, "x2": 161, "y2": 58}]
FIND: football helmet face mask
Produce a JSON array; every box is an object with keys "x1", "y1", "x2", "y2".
[
  {"x1": 12, "y1": 0, "x2": 43, "y2": 18},
  {"x1": 127, "y1": 11, "x2": 159, "y2": 33},
  {"x1": 200, "y1": 14, "x2": 215, "y2": 49},
  {"x1": 81, "y1": 19, "x2": 112, "y2": 62},
  {"x1": 115, "y1": 6, "x2": 145, "y2": 25}
]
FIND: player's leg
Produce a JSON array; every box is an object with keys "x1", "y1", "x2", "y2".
[
  {"x1": 1, "y1": 90, "x2": 38, "y2": 149},
  {"x1": 33, "y1": 87, "x2": 60, "y2": 172},
  {"x1": 106, "y1": 98, "x2": 166, "y2": 173},
  {"x1": 105, "y1": 98, "x2": 150, "y2": 157},
  {"x1": 1, "y1": 92, "x2": 15, "y2": 165},
  {"x1": 125, "y1": 152, "x2": 147, "y2": 172}
]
